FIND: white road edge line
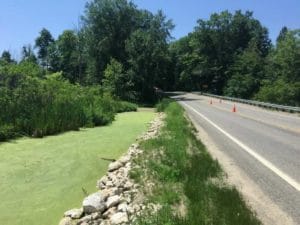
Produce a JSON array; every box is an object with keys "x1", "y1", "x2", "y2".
[{"x1": 181, "y1": 101, "x2": 300, "y2": 192}]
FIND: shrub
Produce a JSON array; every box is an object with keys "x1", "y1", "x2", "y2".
[
  {"x1": 255, "y1": 79, "x2": 300, "y2": 106},
  {"x1": 113, "y1": 101, "x2": 137, "y2": 113},
  {"x1": 92, "y1": 96, "x2": 116, "y2": 126},
  {"x1": 156, "y1": 98, "x2": 173, "y2": 112},
  {"x1": 0, "y1": 72, "x2": 117, "y2": 141},
  {"x1": 0, "y1": 124, "x2": 17, "y2": 141}
]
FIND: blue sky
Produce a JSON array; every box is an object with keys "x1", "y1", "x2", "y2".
[{"x1": 1, "y1": 0, "x2": 299, "y2": 58}]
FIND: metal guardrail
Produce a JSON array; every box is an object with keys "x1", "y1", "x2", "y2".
[{"x1": 194, "y1": 92, "x2": 300, "y2": 113}]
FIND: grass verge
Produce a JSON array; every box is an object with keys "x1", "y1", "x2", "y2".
[
  {"x1": 132, "y1": 100, "x2": 261, "y2": 225},
  {"x1": 0, "y1": 110, "x2": 154, "y2": 225}
]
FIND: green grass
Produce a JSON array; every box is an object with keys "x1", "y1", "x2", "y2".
[
  {"x1": 0, "y1": 110, "x2": 155, "y2": 225},
  {"x1": 133, "y1": 101, "x2": 261, "y2": 225}
]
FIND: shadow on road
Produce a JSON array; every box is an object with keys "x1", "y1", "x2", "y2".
[{"x1": 164, "y1": 92, "x2": 203, "y2": 102}]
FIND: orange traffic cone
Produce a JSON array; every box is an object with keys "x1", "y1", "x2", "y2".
[
  {"x1": 232, "y1": 104, "x2": 237, "y2": 112},
  {"x1": 210, "y1": 100, "x2": 213, "y2": 105}
]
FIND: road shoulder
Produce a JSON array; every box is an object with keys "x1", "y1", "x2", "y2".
[{"x1": 185, "y1": 110, "x2": 295, "y2": 225}]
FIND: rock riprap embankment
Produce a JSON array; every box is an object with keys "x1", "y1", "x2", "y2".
[{"x1": 59, "y1": 113, "x2": 164, "y2": 225}]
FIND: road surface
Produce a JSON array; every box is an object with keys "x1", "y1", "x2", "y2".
[{"x1": 171, "y1": 92, "x2": 300, "y2": 225}]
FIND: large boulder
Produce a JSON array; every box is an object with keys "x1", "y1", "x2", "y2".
[{"x1": 83, "y1": 192, "x2": 106, "y2": 214}]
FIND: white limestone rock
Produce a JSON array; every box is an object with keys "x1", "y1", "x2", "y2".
[
  {"x1": 83, "y1": 192, "x2": 106, "y2": 214},
  {"x1": 110, "y1": 212, "x2": 128, "y2": 224},
  {"x1": 106, "y1": 195, "x2": 121, "y2": 208},
  {"x1": 108, "y1": 161, "x2": 123, "y2": 172},
  {"x1": 119, "y1": 155, "x2": 130, "y2": 164},
  {"x1": 102, "y1": 206, "x2": 117, "y2": 219},
  {"x1": 117, "y1": 203, "x2": 128, "y2": 212},
  {"x1": 64, "y1": 208, "x2": 83, "y2": 219}
]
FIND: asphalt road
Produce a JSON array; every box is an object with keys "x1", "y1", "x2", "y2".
[{"x1": 171, "y1": 92, "x2": 300, "y2": 225}]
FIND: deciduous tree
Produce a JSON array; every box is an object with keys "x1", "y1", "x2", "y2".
[{"x1": 35, "y1": 28, "x2": 54, "y2": 69}]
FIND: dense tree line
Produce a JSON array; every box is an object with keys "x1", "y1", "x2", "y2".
[
  {"x1": 169, "y1": 11, "x2": 299, "y2": 106},
  {"x1": 4, "y1": 2, "x2": 297, "y2": 107},
  {"x1": 1, "y1": 0, "x2": 299, "y2": 142}
]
